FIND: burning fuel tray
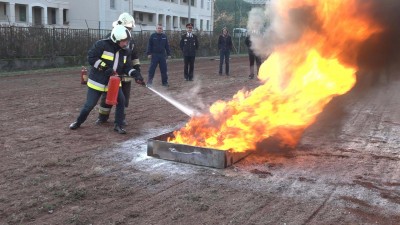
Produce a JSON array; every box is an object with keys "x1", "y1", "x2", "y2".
[{"x1": 147, "y1": 131, "x2": 250, "y2": 169}]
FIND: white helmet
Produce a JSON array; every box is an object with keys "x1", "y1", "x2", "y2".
[
  {"x1": 112, "y1": 12, "x2": 135, "y2": 28},
  {"x1": 110, "y1": 25, "x2": 131, "y2": 43}
]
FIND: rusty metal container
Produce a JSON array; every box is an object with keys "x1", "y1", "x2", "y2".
[{"x1": 147, "y1": 131, "x2": 250, "y2": 169}]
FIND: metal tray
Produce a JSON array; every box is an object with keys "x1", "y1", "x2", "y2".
[{"x1": 147, "y1": 131, "x2": 250, "y2": 169}]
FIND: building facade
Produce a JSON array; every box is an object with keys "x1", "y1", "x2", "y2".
[
  {"x1": 0, "y1": 0, "x2": 214, "y2": 31},
  {"x1": 0, "y1": 0, "x2": 69, "y2": 27}
]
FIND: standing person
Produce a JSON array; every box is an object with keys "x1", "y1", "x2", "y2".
[
  {"x1": 96, "y1": 12, "x2": 142, "y2": 126},
  {"x1": 218, "y1": 27, "x2": 233, "y2": 76},
  {"x1": 180, "y1": 23, "x2": 199, "y2": 81},
  {"x1": 69, "y1": 25, "x2": 145, "y2": 134},
  {"x1": 146, "y1": 24, "x2": 172, "y2": 87},
  {"x1": 245, "y1": 35, "x2": 262, "y2": 79}
]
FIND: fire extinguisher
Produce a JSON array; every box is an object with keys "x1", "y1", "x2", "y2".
[
  {"x1": 80, "y1": 66, "x2": 88, "y2": 85},
  {"x1": 106, "y1": 74, "x2": 120, "y2": 105}
]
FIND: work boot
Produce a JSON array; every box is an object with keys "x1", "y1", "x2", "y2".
[
  {"x1": 95, "y1": 118, "x2": 107, "y2": 125},
  {"x1": 114, "y1": 124, "x2": 126, "y2": 134},
  {"x1": 122, "y1": 114, "x2": 128, "y2": 126},
  {"x1": 69, "y1": 122, "x2": 81, "y2": 130}
]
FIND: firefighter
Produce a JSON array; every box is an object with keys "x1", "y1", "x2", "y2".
[
  {"x1": 69, "y1": 25, "x2": 145, "y2": 134},
  {"x1": 96, "y1": 13, "x2": 141, "y2": 126}
]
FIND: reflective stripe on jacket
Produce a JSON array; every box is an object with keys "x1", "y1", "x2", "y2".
[{"x1": 87, "y1": 38, "x2": 133, "y2": 91}]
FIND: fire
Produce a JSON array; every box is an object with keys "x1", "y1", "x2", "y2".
[{"x1": 169, "y1": 0, "x2": 382, "y2": 152}]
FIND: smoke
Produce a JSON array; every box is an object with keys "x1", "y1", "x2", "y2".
[
  {"x1": 247, "y1": 0, "x2": 400, "y2": 81},
  {"x1": 357, "y1": 0, "x2": 400, "y2": 76}
]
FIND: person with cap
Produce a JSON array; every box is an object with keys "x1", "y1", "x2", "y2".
[
  {"x1": 146, "y1": 24, "x2": 172, "y2": 87},
  {"x1": 180, "y1": 23, "x2": 199, "y2": 81},
  {"x1": 69, "y1": 25, "x2": 145, "y2": 134},
  {"x1": 96, "y1": 12, "x2": 143, "y2": 126},
  {"x1": 218, "y1": 27, "x2": 233, "y2": 76}
]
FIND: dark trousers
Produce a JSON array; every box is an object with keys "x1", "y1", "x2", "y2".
[
  {"x1": 183, "y1": 56, "x2": 196, "y2": 80},
  {"x1": 249, "y1": 53, "x2": 262, "y2": 75},
  {"x1": 98, "y1": 81, "x2": 131, "y2": 121},
  {"x1": 148, "y1": 54, "x2": 168, "y2": 85},
  {"x1": 77, "y1": 87, "x2": 125, "y2": 126},
  {"x1": 219, "y1": 49, "x2": 230, "y2": 75}
]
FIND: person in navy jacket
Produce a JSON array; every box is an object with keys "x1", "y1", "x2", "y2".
[
  {"x1": 180, "y1": 23, "x2": 199, "y2": 81},
  {"x1": 146, "y1": 24, "x2": 171, "y2": 87}
]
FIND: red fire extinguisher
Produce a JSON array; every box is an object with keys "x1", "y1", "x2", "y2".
[
  {"x1": 106, "y1": 74, "x2": 120, "y2": 105},
  {"x1": 80, "y1": 66, "x2": 88, "y2": 85}
]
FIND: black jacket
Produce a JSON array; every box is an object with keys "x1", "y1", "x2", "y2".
[
  {"x1": 87, "y1": 39, "x2": 135, "y2": 92},
  {"x1": 245, "y1": 36, "x2": 255, "y2": 55},
  {"x1": 218, "y1": 34, "x2": 233, "y2": 51},
  {"x1": 180, "y1": 33, "x2": 199, "y2": 57}
]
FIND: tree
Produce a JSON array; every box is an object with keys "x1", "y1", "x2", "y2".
[{"x1": 214, "y1": 0, "x2": 252, "y2": 33}]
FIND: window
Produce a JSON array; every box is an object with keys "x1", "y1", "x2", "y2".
[
  {"x1": 201, "y1": 0, "x2": 204, "y2": 8},
  {"x1": 63, "y1": 9, "x2": 68, "y2": 25},
  {"x1": 139, "y1": 13, "x2": 143, "y2": 22},
  {"x1": 191, "y1": 0, "x2": 195, "y2": 6},
  {"x1": 148, "y1": 14, "x2": 153, "y2": 22},
  {"x1": 47, "y1": 8, "x2": 57, "y2": 24},
  {"x1": 110, "y1": 0, "x2": 115, "y2": 9},
  {"x1": 200, "y1": 20, "x2": 203, "y2": 30},
  {"x1": 19, "y1": 5, "x2": 27, "y2": 22}
]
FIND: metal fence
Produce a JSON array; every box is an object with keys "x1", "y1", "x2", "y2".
[
  {"x1": 0, "y1": 26, "x2": 233, "y2": 59},
  {"x1": 0, "y1": 26, "x2": 247, "y2": 71}
]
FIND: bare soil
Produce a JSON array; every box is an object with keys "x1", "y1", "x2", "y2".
[{"x1": 0, "y1": 56, "x2": 399, "y2": 225}]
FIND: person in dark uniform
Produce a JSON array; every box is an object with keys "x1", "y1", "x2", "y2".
[
  {"x1": 245, "y1": 35, "x2": 262, "y2": 79},
  {"x1": 218, "y1": 27, "x2": 233, "y2": 76},
  {"x1": 69, "y1": 25, "x2": 145, "y2": 134},
  {"x1": 180, "y1": 23, "x2": 199, "y2": 81},
  {"x1": 146, "y1": 24, "x2": 172, "y2": 87},
  {"x1": 97, "y1": 13, "x2": 141, "y2": 126}
]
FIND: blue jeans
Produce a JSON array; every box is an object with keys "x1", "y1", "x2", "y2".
[
  {"x1": 219, "y1": 49, "x2": 230, "y2": 74},
  {"x1": 76, "y1": 87, "x2": 125, "y2": 126},
  {"x1": 148, "y1": 54, "x2": 168, "y2": 85}
]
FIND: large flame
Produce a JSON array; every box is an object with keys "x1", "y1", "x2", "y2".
[{"x1": 169, "y1": 0, "x2": 382, "y2": 152}]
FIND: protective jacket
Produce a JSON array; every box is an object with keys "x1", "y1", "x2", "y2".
[
  {"x1": 87, "y1": 38, "x2": 135, "y2": 92},
  {"x1": 180, "y1": 33, "x2": 199, "y2": 57}
]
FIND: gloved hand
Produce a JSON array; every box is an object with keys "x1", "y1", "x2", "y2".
[
  {"x1": 133, "y1": 64, "x2": 141, "y2": 73},
  {"x1": 104, "y1": 68, "x2": 114, "y2": 77},
  {"x1": 135, "y1": 79, "x2": 146, "y2": 86},
  {"x1": 147, "y1": 55, "x2": 152, "y2": 59},
  {"x1": 129, "y1": 69, "x2": 141, "y2": 78},
  {"x1": 129, "y1": 69, "x2": 145, "y2": 86}
]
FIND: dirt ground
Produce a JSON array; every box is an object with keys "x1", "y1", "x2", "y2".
[{"x1": 0, "y1": 56, "x2": 399, "y2": 225}]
